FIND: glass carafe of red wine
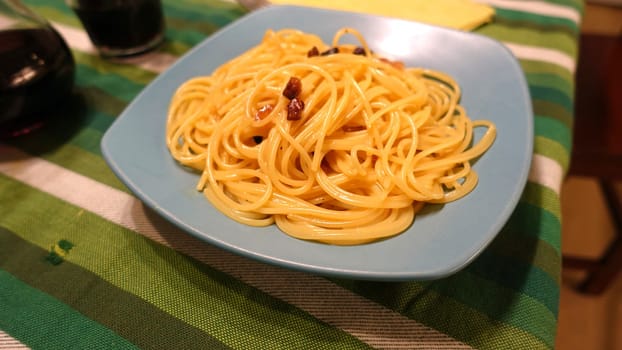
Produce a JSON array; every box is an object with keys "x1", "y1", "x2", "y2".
[{"x1": 0, "y1": 0, "x2": 75, "y2": 138}]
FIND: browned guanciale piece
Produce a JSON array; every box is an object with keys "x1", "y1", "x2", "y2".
[
  {"x1": 307, "y1": 46, "x2": 319, "y2": 57},
  {"x1": 282, "y1": 77, "x2": 302, "y2": 99},
  {"x1": 287, "y1": 98, "x2": 304, "y2": 120},
  {"x1": 352, "y1": 47, "x2": 366, "y2": 56},
  {"x1": 254, "y1": 104, "x2": 274, "y2": 121}
]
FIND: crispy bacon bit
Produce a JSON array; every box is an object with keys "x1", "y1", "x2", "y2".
[
  {"x1": 253, "y1": 135, "x2": 263, "y2": 144},
  {"x1": 282, "y1": 77, "x2": 302, "y2": 100},
  {"x1": 287, "y1": 98, "x2": 305, "y2": 120},
  {"x1": 254, "y1": 104, "x2": 274, "y2": 121},
  {"x1": 352, "y1": 47, "x2": 366, "y2": 56},
  {"x1": 380, "y1": 57, "x2": 405, "y2": 70},
  {"x1": 307, "y1": 46, "x2": 320, "y2": 57},
  {"x1": 321, "y1": 47, "x2": 339, "y2": 56},
  {"x1": 342, "y1": 125, "x2": 366, "y2": 132}
]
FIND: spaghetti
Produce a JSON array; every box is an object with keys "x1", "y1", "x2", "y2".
[{"x1": 166, "y1": 28, "x2": 496, "y2": 245}]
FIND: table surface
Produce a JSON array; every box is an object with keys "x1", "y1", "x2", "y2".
[{"x1": 0, "y1": 0, "x2": 582, "y2": 349}]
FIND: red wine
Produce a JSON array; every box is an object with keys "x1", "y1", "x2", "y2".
[
  {"x1": 0, "y1": 27, "x2": 75, "y2": 137},
  {"x1": 73, "y1": 0, "x2": 164, "y2": 55}
]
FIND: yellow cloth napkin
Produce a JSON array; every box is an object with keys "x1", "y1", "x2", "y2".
[{"x1": 266, "y1": 0, "x2": 495, "y2": 30}]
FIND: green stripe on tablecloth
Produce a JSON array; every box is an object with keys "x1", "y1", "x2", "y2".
[
  {"x1": 39, "y1": 87, "x2": 122, "y2": 152},
  {"x1": 460, "y1": 221, "x2": 560, "y2": 314},
  {"x1": 78, "y1": 86, "x2": 127, "y2": 118},
  {"x1": 167, "y1": 17, "x2": 219, "y2": 40},
  {"x1": 0, "y1": 229, "x2": 231, "y2": 350},
  {"x1": 0, "y1": 270, "x2": 138, "y2": 350},
  {"x1": 68, "y1": 99, "x2": 113, "y2": 135},
  {"x1": 160, "y1": 38, "x2": 193, "y2": 56},
  {"x1": 60, "y1": 127, "x2": 103, "y2": 155},
  {"x1": 73, "y1": 64, "x2": 146, "y2": 102},
  {"x1": 487, "y1": 229, "x2": 561, "y2": 280},
  {"x1": 488, "y1": 201, "x2": 561, "y2": 273},
  {"x1": 521, "y1": 60, "x2": 573, "y2": 84},
  {"x1": 511, "y1": 0, "x2": 584, "y2": 12},
  {"x1": 25, "y1": 0, "x2": 76, "y2": 15},
  {"x1": 429, "y1": 271, "x2": 556, "y2": 348},
  {"x1": 521, "y1": 182, "x2": 562, "y2": 220},
  {"x1": 164, "y1": 27, "x2": 210, "y2": 48},
  {"x1": 172, "y1": 0, "x2": 246, "y2": 12},
  {"x1": 500, "y1": 202, "x2": 562, "y2": 253},
  {"x1": 467, "y1": 250, "x2": 559, "y2": 314},
  {"x1": 534, "y1": 136, "x2": 570, "y2": 171},
  {"x1": 489, "y1": 0, "x2": 582, "y2": 12},
  {"x1": 492, "y1": 9, "x2": 578, "y2": 35},
  {"x1": 75, "y1": 58, "x2": 155, "y2": 91},
  {"x1": 165, "y1": 1, "x2": 240, "y2": 29},
  {"x1": 51, "y1": 128, "x2": 103, "y2": 158},
  {"x1": 162, "y1": 1, "x2": 244, "y2": 28},
  {"x1": 160, "y1": 0, "x2": 245, "y2": 44},
  {"x1": 335, "y1": 279, "x2": 551, "y2": 350},
  {"x1": 0, "y1": 176, "x2": 373, "y2": 350},
  {"x1": 75, "y1": 52, "x2": 157, "y2": 84},
  {"x1": 163, "y1": 0, "x2": 246, "y2": 42},
  {"x1": 32, "y1": 5, "x2": 81, "y2": 27},
  {"x1": 528, "y1": 75, "x2": 573, "y2": 102},
  {"x1": 533, "y1": 99, "x2": 573, "y2": 127},
  {"x1": 530, "y1": 86, "x2": 572, "y2": 115},
  {"x1": 526, "y1": 72, "x2": 573, "y2": 100},
  {"x1": 477, "y1": 25, "x2": 577, "y2": 58},
  {"x1": 534, "y1": 115, "x2": 572, "y2": 150}
]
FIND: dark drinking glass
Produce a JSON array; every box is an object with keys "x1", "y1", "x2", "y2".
[
  {"x1": 0, "y1": 0, "x2": 75, "y2": 138},
  {"x1": 67, "y1": 0, "x2": 165, "y2": 57}
]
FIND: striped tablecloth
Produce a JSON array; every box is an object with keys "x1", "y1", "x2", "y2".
[{"x1": 0, "y1": 0, "x2": 581, "y2": 349}]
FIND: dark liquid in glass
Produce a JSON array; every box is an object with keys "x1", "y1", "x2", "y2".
[
  {"x1": 0, "y1": 28, "x2": 75, "y2": 137},
  {"x1": 74, "y1": 0, "x2": 164, "y2": 54}
]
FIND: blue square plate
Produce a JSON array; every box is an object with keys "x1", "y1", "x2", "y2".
[{"x1": 101, "y1": 5, "x2": 533, "y2": 281}]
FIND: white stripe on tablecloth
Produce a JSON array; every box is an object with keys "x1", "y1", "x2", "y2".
[
  {"x1": 0, "y1": 331, "x2": 29, "y2": 350},
  {"x1": 477, "y1": 0, "x2": 581, "y2": 24},
  {"x1": 504, "y1": 41, "x2": 576, "y2": 73},
  {"x1": 529, "y1": 154, "x2": 563, "y2": 195},
  {"x1": 0, "y1": 144, "x2": 472, "y2": 350}
]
